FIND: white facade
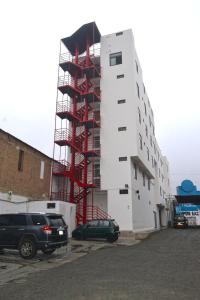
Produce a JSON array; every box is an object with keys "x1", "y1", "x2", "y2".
[{"x1": 93, "y1": 29, "x2": 171, "y2": 232}]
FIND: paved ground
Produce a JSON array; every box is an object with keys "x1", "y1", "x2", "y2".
[{"x1": 1, "y1": 228, "x2": 200, "y2": 299}]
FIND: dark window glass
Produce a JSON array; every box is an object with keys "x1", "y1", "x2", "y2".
[
  {"x1": 135, "y1": 61, "x2": 139, "y2": 73},
  {"x1": 119, "y1": 189, "x2": 128, "y2": 194},
  {"x1": 31, "y1": 215, "x2": 46, "y2": 225},
  {"x1": 99, "y1": 220, "x2": 110, "y2": 227},
  {"x1": 0, "y1": 215, "x2": 11, "y2": 226},
  {"x1": 47, "y1": 203, "x2": 56, "y2": 209},
  {"x1": 116, "y1": 32, "x2": 123, "y2": 36},
  {"x1": 119, "y1": 157, "x2": 127, "y2": 162},
  {"x1": 88, "y1": 220, "x2": 99, "y2": 227},
  {"x1": 117, "y1": 74, "x2": 124, "y2": 79},
  {"x1": 118, "y1": 99, "x2": 126, "y2": 104},
  {"x1": 11, "y1": 215, "x2": 27, "y2": 226},
  {"x1": 136, "y1": 83, "x2": 140, "y2": 98},
  {"x1": 18, "y1": 150, "x2": 24, "y2": 171},
  {"x1": 143, "y1": 173, "x2": 145, "y2": 186},
  {"x1": 118, "y1": 126, "x2": 127, "y2": 131},
  {"x1": 134, "y1": 163, "x2": 137, "y2": 180},
  {"x1": 47, "y1": 216, "x2": 65, "y2": 226},
  {"x1": 148, "y1": 179, "x2": 151, "y2": 191},
  {"x1": 110, "y1": 52, "x2": 122, "y2": 66}
]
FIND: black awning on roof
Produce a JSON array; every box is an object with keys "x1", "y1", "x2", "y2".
[
  {"x1": 61, "y1": 22, "x2": 101, "y2": 56},
  {"x1": 175, "y1": 195, "x2": 200, "y2": 204}
]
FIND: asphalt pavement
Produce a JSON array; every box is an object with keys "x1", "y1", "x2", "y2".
[{"x1": 1, "y1": 228, "x2": 200, "y2": 300}]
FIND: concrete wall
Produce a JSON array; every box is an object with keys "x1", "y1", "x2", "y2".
[{"x1": 0, "y1": 199, "x2": 76, "y2": 237}]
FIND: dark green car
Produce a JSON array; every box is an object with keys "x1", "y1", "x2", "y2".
[{"x1": 72, "y1": 219, "x2": 120, "y2": 242}]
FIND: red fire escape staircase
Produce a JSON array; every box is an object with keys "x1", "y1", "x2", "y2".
[{"x1": 52, "y1": 22, "x2": 111, "y2": 225}]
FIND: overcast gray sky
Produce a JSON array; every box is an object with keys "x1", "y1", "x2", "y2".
[{"x1": 0, "y1": 0, "x2": 199, "y2": 193}]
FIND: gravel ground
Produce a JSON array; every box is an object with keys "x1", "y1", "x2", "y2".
[{"x1": 1, "y1": 228, "x2": 200, "y2": 300}]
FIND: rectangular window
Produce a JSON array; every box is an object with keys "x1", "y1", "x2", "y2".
[
  {"x1": 40, "y1": 161, "x2": 45, "y2": 179},
  {"x1": 118, "y1": 126, "x2": 127, "y2": 131},
  {"x1": 134, "y1": 163, "x2": 137, "y2": 180},
  {"x1": 136, "y1": 83, "x2": 140, "y2": 99},
  {"x1": 135, "y1": 60, "x2": 139, "y2": 73},
  {"x1": 116, "y1": 31, "x2": 123, "y2": 36},
  {"x1": 119, "y1": 189, "x2": 128, "y2": 194},
  {"x1": 110, "y1": 52, "x2": 122, "y2": 66},
  {"x1": 117, "y1": 74, "x2": 124, "y2": 79},
  {"x1": 139, "y1": 134, "x2": 143, "y2": 150},
  {"x1": 94, "y1": 136, "x2": 100, "y2": 148},
  {"x1": 47, "y1": 203, "x2": 56, "y2": 209},
  {"x1": 148, "y1": 179, "x2": 151, "y2": 191},
  {"x1": 118, "y1": 99, "x2": 126, "y2": 104},
  {"x1": 119, "y1": 157, "x2": 127, "y2": 162},
  {"x1": 18, "y1": 149, "x2": 24, "y2": 171},
  {"x1": 94, "y1": 163, "x2": 100, "y2": 177},
  {"x1": 143, "y1": 172, "x2": 145, "y2": 186}
]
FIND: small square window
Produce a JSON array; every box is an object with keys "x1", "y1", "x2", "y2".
[
  {"x1": 117, "y1": 74, "x2": 124, "y2": 79},
  {"x1": 110, "y1": 52, "x2": 122, "y2": 66},
  {"x1": 118, "y1": 99, "x2": 126, "y2": 104},
  {"x1": 116, "y1": 32, "x2": 123, "y2": 36},
  {"x1": 118, "y1": 126, "x2": 127, "y2": 131},
  {"x1": 119, "y1": 189, "x2": 128, "y2": 194},
  {"x1": 119, "y1": 157, "x2": 127, "y2": 162}
]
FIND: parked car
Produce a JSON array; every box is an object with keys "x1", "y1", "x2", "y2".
[
  {"x1": 0, "y1": 213, "x2": 68, "y2": 259},
  {"x1": 174, "y1": 215, "x2": 188, "y2": 229},
  {"x1": 72, "y1": 219, "x2": 120, "y2": 242}
]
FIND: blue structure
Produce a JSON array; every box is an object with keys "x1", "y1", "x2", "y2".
[{"x1": 176, "y1": 179, "x2": 200, "y2": 196}]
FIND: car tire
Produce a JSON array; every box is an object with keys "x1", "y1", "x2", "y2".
[
  {"x1": 107, "y1": 235, "x2": 118, "y2": 243},
  {"x1": 42, "y1": 248, "x2": 56, "y2": 255},
  {"x1": 19, "y1": 238, "x2": 37, "y2": 259}
]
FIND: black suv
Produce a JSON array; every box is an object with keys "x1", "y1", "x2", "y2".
[
  {"x1": 0, "y1": 213, "x2": 68, "y2": 259},
  {"x1": 72, "y1": 219, "x2": 120, "y2": 242}
]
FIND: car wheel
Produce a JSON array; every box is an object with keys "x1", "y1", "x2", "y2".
[
  {"x1": 107, "y1": 235, "x2": 118, "y2": 243},
  {"x1": 42, "y1": 248, "x2": 56, "y2": 255},
  {"x1": 19, "y1": 239, "x2": 37, "y2": 259}
]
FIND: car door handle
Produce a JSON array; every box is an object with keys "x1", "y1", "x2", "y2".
[
  {"x1": 0, "y1": 228, "x2": 6, "y2": 231},
  {"x1": 18, "y1": 228, "x2": 25, "y2": 231}
]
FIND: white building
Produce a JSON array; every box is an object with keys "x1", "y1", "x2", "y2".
[{"x1": 52, "y1": 22, "x2": 171, "y2": 234}]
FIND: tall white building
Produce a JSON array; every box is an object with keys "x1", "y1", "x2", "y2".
[{"x1": 51, "y1": 22, "x2": 171, "y2": 234}]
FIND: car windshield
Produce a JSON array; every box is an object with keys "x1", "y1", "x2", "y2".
[{"x1": 47, "y1": 216, "x2": 65, "y2": 227}]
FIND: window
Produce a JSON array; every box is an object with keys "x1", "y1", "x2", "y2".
[
  {"x1": 150, "y1": 135, "x2": 152, "y2": 147},
  {"x1": 135, "y1": 60, "x2": 139, "y2": 73},
  {"x1": 99, "y1": 220, "x2": 110, "y2": 227},
  {"x1": 18, "y1": 149, "x2": 24, "y2": 171},
  {"x1": 145, "y1": 125, "x2": 148, "y2": 138},
  {"x1": 118, "y1": 99, "x2": 126, "y2": 104},
  {"x1": 139, "y1": 134, "x2": 143, "y2": 150},
  {"x1": 116, "y1": 31, "x2": 123, "y2": 36},
  {"x1": 143, "y1": 84, "x2": 146, "y2": 94},
  {"x1": 47, "y1": 215, "x2": 65, "y2": 227},
  {"x1": 148, "y1": 179, "x2": 151, "y2": 191},
  {"x1": 144, "y1": 102, "x2": 147, "y2": 115},
  {"x1": 119, "y1": 157, "x2": 127, "y2": 162},
  {"x1": 147, "y1": 147, "x2": 150, "y2": 161},
  {"x1": 110, "y1": 52, "x2": 122, "y2": 66},
  {"x1": 11, "y1": 215, "x2": 27, "y2": 226},
  {"x1": 118, "y1": 126, "x2": 127, "y2": 131},
  {"x1": 94, "y1": 136, "x2": 100, "y2": 148},
  {"x1": 136, "y1": 83, "x2": 140, "y2": 99},
  {"x1": 88, "y1": 220, "x2": 99, "y2": 227},
  {"x1": 47, "y1": 202, "x2": 56, "y2": 209},
  {"x1": 94, "y1": 163, "x2": 100, "y2": 177},
  {"x1": 142, "y1": 173, "x2": 145, "y2": 186},
  {"x1": 117, "y1": 74, "x2": 124, "y2": 79},
  {"x1": 149, "y1": 116, "x2": 152, "y2": 127},
  {"x1": 40, "y1": 161, "x2": 45, "y2": 179},
  {"x1": 134, "y1": 163, "x2": 137, "y2": 180},
  {"x1": 119, "y1": 189, "x2": 128, "y2": 194},
  {"x1": 31, "y1": 215, "x2": 46, "y2": 225},
  {"x1": 138, "y1": 107, "x2": 141, "y2": 124}
]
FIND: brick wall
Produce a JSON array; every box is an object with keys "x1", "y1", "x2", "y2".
[{"x1": 0, "y1": 130, "x2": 52, "y2": 200}]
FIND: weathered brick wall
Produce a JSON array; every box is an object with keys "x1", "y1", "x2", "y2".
[{"x1": 0, "y1": 131, "x2": 52, "y2": 200}]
